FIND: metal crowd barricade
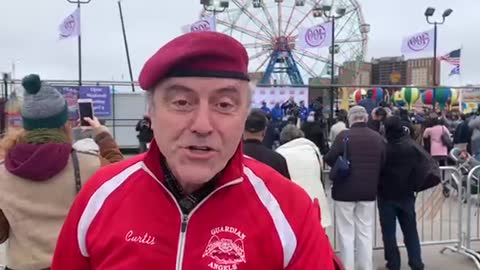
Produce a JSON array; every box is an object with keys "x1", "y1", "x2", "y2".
[
  {"x1": 323, "y1": 166, "x2": 465, "y2": 252},
  {"x1": 441, "y1": 165, "x2": 480, "y2": 269}
]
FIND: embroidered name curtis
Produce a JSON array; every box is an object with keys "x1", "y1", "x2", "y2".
[{"x1": 125, "y1": 230, "x2": 156, "y2": 245}]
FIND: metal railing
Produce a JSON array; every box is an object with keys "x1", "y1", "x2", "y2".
[
  {"x1": 323, "y1": 166, "x2": 470, "y2": 251},
  {"x1": 441, "y1": 164, "x2": 480, "y2": 268}
]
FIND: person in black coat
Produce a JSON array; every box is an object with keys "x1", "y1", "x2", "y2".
[
  {"x1": 323, "y1": 106, "x2": 385, "y2": 270},
  {"x1": 302, "y1": 111, "x2": 329, "y2": 155},
  {"x1": 378, "y1": 116, "x2": 424, "y2": 270},
  {"x1": 243, "y1": 109, "x2": 290, "y2": 179},
  {"x1": 367, "y1": 107, "x2": 388, "y2": 136},
  {"x1": 453, "y1": 114, "x2": 472, "y2": 151},
  {"x1": 135, "y1": 116, "x2": 154, "y2": 153}
]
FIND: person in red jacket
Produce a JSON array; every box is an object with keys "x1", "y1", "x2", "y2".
[{"x1": 52, "y1": 31, "x2": 334, "y2": 270}]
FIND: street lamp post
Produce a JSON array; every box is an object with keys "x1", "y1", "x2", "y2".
[
  {"x1": 316, "y1": 4, "x2": 345, "y2": 125},
  {"x1": 425, "y1": 7, "x2": 453, "y2": 111},
  {"x1": 201, "y1": 0, "x2": 229, "y2": 16},
  {"x1": 66, "y1": 0, "x2": 92, "y2": 86}
]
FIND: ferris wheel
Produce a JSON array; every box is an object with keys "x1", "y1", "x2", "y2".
[{"x1": 201, "y1": 0, "x2": 369, "y2": 85}]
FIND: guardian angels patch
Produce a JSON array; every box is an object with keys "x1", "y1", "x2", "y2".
[{"x1": 203, "y1": 226, "x2": 247, "y2": 270}]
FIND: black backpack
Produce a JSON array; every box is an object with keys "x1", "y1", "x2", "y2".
[{"x1": 410, "y1": 142, "x2": 441, "y2": 192}]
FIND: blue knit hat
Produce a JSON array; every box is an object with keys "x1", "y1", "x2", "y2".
[{"x1": 21, "y1": 74, "x2": 68, "y2": 130}]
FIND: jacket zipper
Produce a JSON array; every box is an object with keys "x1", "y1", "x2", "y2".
[
  {"x1": 175, "y1": 214, "x2": 189, "y2": 269},
  {"x1": 141, "y1": 164, "x2": 242, "y2": 270}
]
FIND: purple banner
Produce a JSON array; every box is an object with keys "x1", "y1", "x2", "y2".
[
  {"x1": 55, "y1": 86, "x2": 80, "y2": 120},
  {"x1": 79, "y1": 86, "x2": 111, "y2": 117}
]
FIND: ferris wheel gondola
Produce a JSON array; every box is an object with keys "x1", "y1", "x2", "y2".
[{"x1": 201, "y1": 0, "x2": 369, "y2": 86}]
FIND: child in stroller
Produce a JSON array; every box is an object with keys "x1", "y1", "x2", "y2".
[{"x1": 445, "y1": 148, "x2": 480, "y2": 202}]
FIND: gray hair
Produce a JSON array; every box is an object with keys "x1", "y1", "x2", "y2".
[
  {"x1": 280, "y1": 124, "x2": 304, "y2": 144},
  {"x1": 348, "y1": 105, "x2": 368, "y2": 124}
]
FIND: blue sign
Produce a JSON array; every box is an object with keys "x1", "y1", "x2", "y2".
[{"x1": 79, "y1": 86, "x2": 112, "y2": 117}]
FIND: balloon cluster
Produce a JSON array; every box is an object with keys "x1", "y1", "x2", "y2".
[
  {"x1": 351, "y1": 87, "x2": 384, "y2": 104},
  {"x1": 352, "y1": 87, "x2": 459, "y2": 111},
  {"x1": 420, "y1": 88, "x2": 459, "y2": 109}
]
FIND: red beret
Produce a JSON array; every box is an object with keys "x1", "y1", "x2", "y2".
[{"x1": 139, "y1": 32, "x2": 250, "y2": 91}]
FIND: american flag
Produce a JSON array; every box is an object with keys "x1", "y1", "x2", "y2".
[{"x1": 440, "y1": 49, "x2": 461, "y2": 66}]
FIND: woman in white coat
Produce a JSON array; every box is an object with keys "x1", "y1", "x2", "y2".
[{"x1": 276, "y1": 124, "x2": 332, "y2": 229}]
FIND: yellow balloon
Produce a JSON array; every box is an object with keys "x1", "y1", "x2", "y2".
[{"x1": 450, "y1": 88, "x2": 459, "y2": 104}]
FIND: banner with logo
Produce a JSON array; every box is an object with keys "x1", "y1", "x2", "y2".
[
  {"x1": 251, "y1": 87, "x2": 309, "y2": 108},
  {"x1": 400, "y1": 28, "x2": 434, "y2": 54},
  {"x1": 79, "y1": 86, "x2": 112, "y2": 117},
  {"x1": 55, "y1": 86, "x2": 80, "y2": 120},
  {"x1": 297, "y1": 22, "x2": 333, "y2": 50},
  {"x1": 182, "y1": 16, "x2": 216, "y2": 33},
  {"x1": 59, "y1": 8, "x2": 81, "y2": 40}
]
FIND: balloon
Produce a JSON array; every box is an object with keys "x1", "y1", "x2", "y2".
[
  {"x1": 371, "y1": 87, "x2": 384, "y2": 103},
  {"x1": 449, "y1": 88, "x2": 459, "y2": 105},
  {"x1": 352, "y1": 88, "x2": 366, "y2": 104},
  {"x1": 392, "y1": 91, "x2": 405, "y2": 107},
  {"x1": 421, "y1": 89, "x2": 434, "y2": 105},
  {"x1": 435, "y1": 88, "x2": 452, "y2": 109},
  {"x1": 401, "y1": 87, "x2": 420, "y2": 110}
]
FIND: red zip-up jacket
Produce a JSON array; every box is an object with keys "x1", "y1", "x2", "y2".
[{"x1": 52, "y1": 140, "x2": 334, "y2": 270}]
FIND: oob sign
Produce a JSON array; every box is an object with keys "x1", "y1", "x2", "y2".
[
  {"x1": 407, "y1": 33, "x2": 430, "y2": 51},
  {"x1": 297, "y1": 21, "x2": 332, "y2": 49},
  {"x1": 401, "y1": 28, "x2": 434, "y2": 54},
  {"x1": 305, "y1": 25, "x2": 327, "y2": 47},
  {"x1": 183, "y1": 16, "x2": 216, "y2": 33}
]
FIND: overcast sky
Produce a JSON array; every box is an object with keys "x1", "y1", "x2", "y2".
[{"x1": 0, "y1": 0, "x2": 477, "y2": 86}]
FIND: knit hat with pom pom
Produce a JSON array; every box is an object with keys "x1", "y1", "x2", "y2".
[{"x1": 21, "y1": 74, "x2": 68, "y2": 130}]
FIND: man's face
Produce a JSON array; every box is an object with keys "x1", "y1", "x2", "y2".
[{"x1": 149, "y1": 77, "x2": 250, "y2": 186}]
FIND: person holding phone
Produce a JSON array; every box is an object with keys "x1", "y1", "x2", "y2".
[
  {"x1": 0, "y1": 74, "x2": 123, "y2": 270},
  {"x1": 53, "y1": 32, "x2": 334, "y2": 269},
  {"x1": 78, "y1": 98, "x2": 94, "y2": 126}
]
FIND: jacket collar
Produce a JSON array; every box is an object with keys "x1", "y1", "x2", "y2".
[
  {"x1": 142, "y1": 139, "x2": 244, "y2": 189},
  {"x1": 244, "y1": 138, "x2": 263, "y2": 145},
  {"x1": 351, "y1": 122, "x2": 367, "y2": 128}
]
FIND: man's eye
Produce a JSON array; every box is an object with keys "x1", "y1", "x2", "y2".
[
  {"x1": 173, "y1": 100, "x2": 188, "y2": 106},
  {"x1": 171, "y1": 99, "x2": 193, "y2": 111},
  {"x1": 216, "y1": 102, "x2": 235, "y2": 112}
]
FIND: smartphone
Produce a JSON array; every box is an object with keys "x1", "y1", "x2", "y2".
[{"x1": 78, "y1": 99, "x2": 94, "y2": 126}]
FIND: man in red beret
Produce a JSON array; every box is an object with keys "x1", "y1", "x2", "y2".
[{"x1": 52, "y1": 32, "x2": 334, "y2": 270}]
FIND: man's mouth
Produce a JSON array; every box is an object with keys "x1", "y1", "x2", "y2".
[{"x1": 187, "y1": 145, "x2": 214, "y2": 152}]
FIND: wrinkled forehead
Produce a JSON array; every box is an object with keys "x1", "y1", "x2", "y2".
[{"x1": 154, "y1": 77, "x2": 250, "y2": 98}]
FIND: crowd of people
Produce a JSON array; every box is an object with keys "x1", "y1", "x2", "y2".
[
  {"x1": 245, "y1": 88, "x2": 480, "y2": 270},
  {"x1": 0, "y1": 31, "x2": 476, "y2": 270}
]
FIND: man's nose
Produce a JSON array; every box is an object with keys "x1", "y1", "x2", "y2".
[{"x1": 190, "y1": 103, "x2": 214, "y2": 136}]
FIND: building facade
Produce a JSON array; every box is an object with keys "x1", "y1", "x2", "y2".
[
  {"x1": 371, "y1": 56, "x2": 407, "y2": 85},
  {"x1": 338, "y1": 61, "x2": 372, "y2": 85},
  {"x1": 406, "y1": 57, "x2": 440, "y2": 86}
]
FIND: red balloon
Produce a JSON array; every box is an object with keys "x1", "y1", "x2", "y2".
[{"x1": 422, "y1": 89, "x2": 434, "y2": 105}]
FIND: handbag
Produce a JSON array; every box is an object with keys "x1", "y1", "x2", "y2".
[
  {"x1": 71, "y1": 150, "x2": 82, "y2": 194},
  {"x1": 441, "y1": 126, "x2": 453, "y2": 149},
  {"x1": 329, "y1": 137, "x2": 351, "y2": 182}
]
